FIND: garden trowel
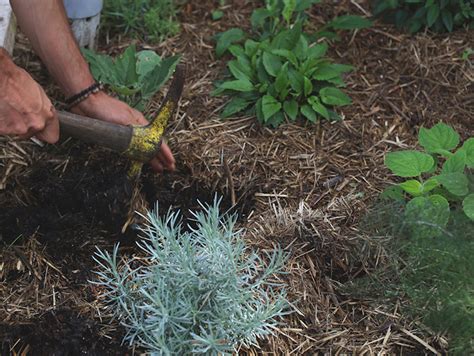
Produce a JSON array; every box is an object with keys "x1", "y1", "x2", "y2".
[{"x1": 57, "y1": 65, "x2": 185, "y2": 178}]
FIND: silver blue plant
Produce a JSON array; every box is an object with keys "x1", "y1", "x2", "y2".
[{"x1": 93, "y1": 197, "x2": 289, "y2": 355}]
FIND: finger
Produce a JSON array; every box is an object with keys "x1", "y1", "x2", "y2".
[
  {"x1": 130, "y1": 109, "x2": 148, "y2": 126},
  {"x1": 149, "y1": 158, "x2": 164, "y2": 174},
  {"x1": 36, "y1": 108, "x2": 60, "y2": 144},
  {"x1": 156, "y1": 143, "x2": 176, "y2": 171}
]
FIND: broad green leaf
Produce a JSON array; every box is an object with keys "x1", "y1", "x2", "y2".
[
  {"x1": 219, "y1": 79, "x2": 254, "y2": 92},
  {"x1": 385, "y1": 151, "x2": 435, "y2": 177},
  {"x1": 381, "y1": 185, "x2": 405, "y2": 201},
  {"x1": 141, "y1": 55, "x2": 180, "y2": 99},
  {"x1": 228, "y1": 60, "x2": 251, "y2": 81},
  {"x1": 313, "y1": 63, "x2": 353, "y2": 81},
  {"x1": 319, "y1": 87, "x2": 351, "y2": 106},
  {"x1": 308, "y1": 43, "x2": 328, "y2": 58},
  {"x1": 295, "y1": 0, "x2": 320, "y2": 12},
  {"x1": 275, "y1": 63, "x2": 289, "y2": 95},
  {"x1": 463, "y1": 194, "x2": 474, "y2": 221},
  {"x1": 251, "y1": 8, "x2": 271, "y2": 30},
  {"x1": 399, "y1": 180, "x2": 424, "y2": 196},
  {"x1": 288, "y1": 69, "x2": 304, "y2": 93},
  {"x1": 441, "y1": 149, "x2": 466, "y2": 174},
  {"x1": 308, "y1": 96, "x2": 329, "y2": 119},
  {"x1": 262, "y1": 52, "x2": 282, "y2": 77},
  {"x1": 294, "y1": 35, "x2": 309, "y2": 60},
  {"x1": 326, "y1": 76, "x2": 346, "y2": 87},
  {"x1": 211, "y1": 10, "x2": 224, "y2": 21},
  {"x1": 83, "y1": 49, "x2": 116, "y2": 84},
  {"x1": 244, "y1": 39, "x2": 259, "y2": 57},
  {"x1": 423, "y1": 178, "x2": 440, "y2": 192},
  {"x1": 408, "y1": 19, "x2": 424, "y2": 33},
  {"x1": 216, "y1": 28, "x2": 245, "y2": 57},
  {"x1": 460, "y1": 138, "x2": 474, "y2": 168},
  {"x1": 271, "y1": 22, "x2": 302, "y2": 50},
  {"x1": 328, "y1": 109, "x2": 342, "y2": 121},
  {"x1": 256, "y1": 58, "x2": 271, "y2": 84},
  {"x1": 266, "y1": 111, "x2": 285, "y2": 128},
  {"x1": 303, "y1": 77, "x2": 313, "y2": 96},
  {"x1": 228, "y1": 44, "x2": 245, "y2": 58},
  {"x1": 405, "y1": 194, "x2": 450, "y2": 238},
  {"x1": 114, "y1": 45, "x2": 138, "y2": 86},
  {"x1": 418, "y1": 123, "x2": 460, "y2": 153},
  {"x1": 222, "y1": 97, "x2": 251, "y2": 118},
  {"x1": 282, "y1": 0, "x2": 296, "y2": 23},
  {"x1": 301, "y1": 105, "x2": 317, "y2": 122},
  {"x1": 283, "y1": 100, "x2": 298, "y2": 121},
  {"x1": 436, "y1": 173, "x2": 469, "y2": 197},
  {"x1": 328, "y1": 15, "x2": 373, "y2": 30},
  {"x1": 262, "y1": 95, "x2": 282, "y2": 122},
  {"x1": 426, "y1": 4, "x2": 440, "y2": 27},
  {"x1": 136, "y1": 50, "x2": 162, "y2": 78},
  {"x1": 441, "y1": 10, "x2": 453, "y2": 32},
  {"x1": 271, "y1": 49, "x2": 298, "y2": 66}
]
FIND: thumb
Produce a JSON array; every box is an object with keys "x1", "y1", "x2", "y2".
[{"x1": 36, "y1": 111, "x2": 60, "y2": 144}]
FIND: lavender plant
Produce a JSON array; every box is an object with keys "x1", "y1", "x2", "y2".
[{"x1": 93, "y1": 198, "x2": 288, "y2": 355}]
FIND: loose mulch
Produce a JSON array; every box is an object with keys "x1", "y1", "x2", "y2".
[{"x1": 1, "y1": 0, "x2": 473, "y2": 355}]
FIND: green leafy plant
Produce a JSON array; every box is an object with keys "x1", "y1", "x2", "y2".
[
  {"x1": 462, "y1": 47, "x2": 474, "y2": 60},
  {"x1": 250, "y1": 0, "x2": 321, "y2": 39},
  {"x1": 383, "y1": 123, "x2": 474, "y2": 236},
  {"x1": 102, "y1": 0, "x2": 182, "y2": 42},
  {"x1": 353, "y1": 200, "x2": 474, "y2": 355},
  {"x1": 251, "y1": 0, "x2": 372, "y2": 40},
  {"x1": 372, "y1": 0, "x2": 474, "y2": 33},
  {"x1": 93, "y1": 198, "x2": 289, "y2": 355},
  {"x1": 213, "y1": 1, "x2": 371, "y2": 127},
  {"x1": 83, "y1": 45, "x2": 180, "y2": 111}
]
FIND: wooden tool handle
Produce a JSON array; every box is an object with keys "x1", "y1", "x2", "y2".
[{"x1": 58, "y1": 110, "x2": 133, "y2": 152}]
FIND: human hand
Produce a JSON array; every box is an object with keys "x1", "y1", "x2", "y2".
[
  {"x1": 0, "y1": 49, "x2": 59, "y2": 143},
  {"x1": 72, "y1": 91, "x2": 176, "y2": 173}
]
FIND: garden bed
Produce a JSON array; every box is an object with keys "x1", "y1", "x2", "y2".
[{"x1": 1, "y1": 0, "x2": 473, "y2": 354}]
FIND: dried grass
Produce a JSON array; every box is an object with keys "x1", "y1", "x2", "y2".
[{"x1": 1, "y1": 0, "x2": 473, "y2": 354}]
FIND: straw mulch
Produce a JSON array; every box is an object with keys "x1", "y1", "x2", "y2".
[{"x1": 1, "y1": 0, "x2": 473, "y2": 354}]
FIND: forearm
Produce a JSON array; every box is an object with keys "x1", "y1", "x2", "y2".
[{"x1": 10, "y1": 0, "x2": 94, "y2": 97}]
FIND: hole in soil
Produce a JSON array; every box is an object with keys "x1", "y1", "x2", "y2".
[{"x1": 0, "y1": 143, "x2": 254, "y2": 253}]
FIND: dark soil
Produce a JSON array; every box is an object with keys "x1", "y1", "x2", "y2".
[
  {"x1": 0, "y1": 140, "x2": 253, "y2": 355},
  {"x1": 0, "y1": 309, "x2": 126, "y2": 356}
]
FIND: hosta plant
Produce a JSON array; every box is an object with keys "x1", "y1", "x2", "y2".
[
  {"x1": 383, "y1": 123, "x2": 474, "y2": 237},
  {"x1": 83, "y1": 45, "x2": 180, "y2": 111},
  {"x1": 372, "y1": 0, "x2": 474, "y2": 33},
  {"x1": 93, "y1": 198, "x2": 288, "y2": 355},
  {"x1": 213, "y1": 0, "x2": 372, "y2": 127}
]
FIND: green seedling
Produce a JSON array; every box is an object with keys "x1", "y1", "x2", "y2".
[
  {"x1": 383, "y1": 122, "x2": 474, "y2": 236},
  {"x1": 101, "y1": 0, "x2": 181, "y2": 42},
  {"x1": 372, "y1": 0, "x2": 474, "y2": 33},
  {"x1": 83, "y1": 45, "x2": 180, "y2": 111}
]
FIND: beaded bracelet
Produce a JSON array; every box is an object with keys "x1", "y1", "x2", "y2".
[{"x1": 65, "y1": 82, "x2": 104, "y2": 109}]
